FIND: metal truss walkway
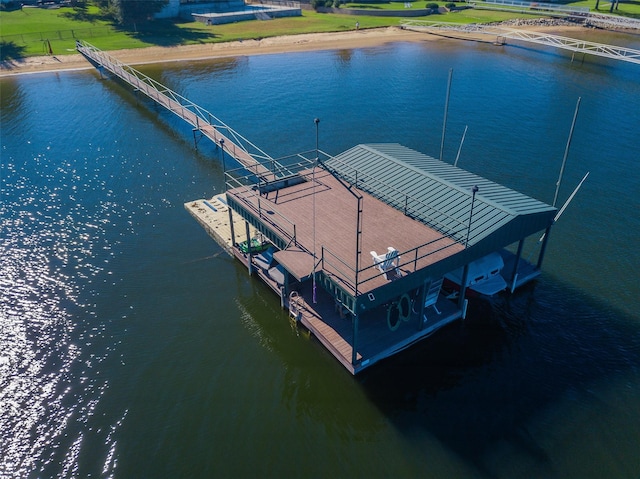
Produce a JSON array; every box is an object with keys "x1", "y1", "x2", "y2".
[
  {"x1": 401, "y1": 21, "x2": 640, "y2": 65},
  {"x1": 76, "y1": 40, "x2": 289, "y2": 180}
]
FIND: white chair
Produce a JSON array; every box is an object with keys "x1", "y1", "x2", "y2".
[{"x1": 370, "y1": 247, "x2": 401, "y2": 279}]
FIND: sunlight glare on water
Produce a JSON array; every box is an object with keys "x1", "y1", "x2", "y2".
[
  {"x1": 1, "y1": 32, "x2": 639, "y2": 477},
  {"x1": 1, "y1": 85, "x2": 123, "y2": 475}
]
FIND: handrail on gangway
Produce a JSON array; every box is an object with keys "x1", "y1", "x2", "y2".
[
  {"x1": 75, "y1": 40, "x2": 294, "y2": 179},
  {"x1": 400, "y1": 21, "x2": 640, "y2": 65}
]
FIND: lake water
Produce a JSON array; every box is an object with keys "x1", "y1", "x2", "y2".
[{"x1": 1, "y1": 31, "x2": 640, "y2": 478}]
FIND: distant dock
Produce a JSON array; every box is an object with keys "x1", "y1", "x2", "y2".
[{"x1": 401, "y1": 21, "x2": 640, "y2": 65}]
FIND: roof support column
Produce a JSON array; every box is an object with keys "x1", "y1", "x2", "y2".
[
  {"x1": 352, "y1": 313, "x2": 359, "y2": 366},
  {"x1": 418, "y1": 281, "x2": 428, "y2": 331}
]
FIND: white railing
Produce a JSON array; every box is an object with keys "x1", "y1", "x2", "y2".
[
  {"x1": 400, "y1": 21, "x2": 640, "y2": 64},
  {"x1": 76, "y1": 40, "x2": 285, "y2": 168}
]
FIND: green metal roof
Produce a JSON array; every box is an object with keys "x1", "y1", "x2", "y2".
[{"x1": 324, "y1": 144, "x2": 556, "y2": 250}]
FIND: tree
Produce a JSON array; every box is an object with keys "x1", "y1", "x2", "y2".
[{"x1": 100, "y1": 0, "x2": 169, "y2": 25}]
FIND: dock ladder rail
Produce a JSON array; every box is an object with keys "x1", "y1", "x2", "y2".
[{"x1": 289, "y1": 291, "x2": 303, "y2": 322}]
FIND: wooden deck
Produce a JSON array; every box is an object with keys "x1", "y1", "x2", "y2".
[
  {"x1": 228, "y1": 167, "x2": 465, "y2": 295},
  {"x1": 230, "y1": 241, "x2": 462, "y2": 374},
  {"x1": 290, "y1": 280, "x2": 461, "y2": 374},
  {"x1": 185, "y1": 195, "x2": 261, "y2": 255},
  {"x1": 223, "y1": 167, "x2": 467, "y2": 373}
]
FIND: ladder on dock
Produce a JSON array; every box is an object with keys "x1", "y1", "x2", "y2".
[
  {"x1": 401, "y1": 21, "x2": 640, "y2": 65},
  {"x1": 76, "y1": 40, "x2": 291, "y2": 180}
]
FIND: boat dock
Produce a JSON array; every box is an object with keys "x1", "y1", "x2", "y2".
[
  {"x1": 185, "y1": 195, "x2": 262, "y2": 256},
  {"x1": 79, "y1": 44, "x2": 559, "y2": 375},
  {"x1": 188, "y1": 143, "x2": 557, "y2": 374},
  {"x1": 188, "y1": 165, "x2": 467, "y2": 374}
]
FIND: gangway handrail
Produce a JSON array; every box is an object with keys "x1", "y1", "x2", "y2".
[
  {"x1": 225, "y1": 177, "x2": 299, "y2": 246},
  {"x1": 401, "y1": 21, "x2": 640, "y2": 65},
  {"x1": 76, "y1": 40, "x2": 294, "y2": 174}
]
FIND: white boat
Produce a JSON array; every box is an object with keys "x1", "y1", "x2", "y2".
[{"x1": 444, "y1": 252, "x2": 508, "y2": 297}]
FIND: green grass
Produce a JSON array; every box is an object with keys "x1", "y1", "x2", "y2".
[
  {"x1": 345, "y1": 0, "x2": 640, "y2": 17},
  {"x1": 1, "y1": 1, "x2": 638, "y2": 60},
  {"x1": 345, "y1": 1, "x2": 430, "y2": 10},
  {"x1": 0, "y1": 7, "x2": 410, "y2": 59}
]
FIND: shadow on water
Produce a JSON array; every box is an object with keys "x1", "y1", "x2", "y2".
[
  {"x1": 356, "y1": 276, "x2": 640, "y2": 475},
  {"x1": 231, "y1": 257, "x2": 640, "y2": 474}
]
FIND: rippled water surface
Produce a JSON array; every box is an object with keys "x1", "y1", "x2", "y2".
[{"x1": 1, "y1": 32, "x2": 639, "y2": 478}]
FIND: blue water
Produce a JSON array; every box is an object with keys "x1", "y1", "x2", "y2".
[{"x1": 1, "y1": 32, "x2": 640, "y2": 478}]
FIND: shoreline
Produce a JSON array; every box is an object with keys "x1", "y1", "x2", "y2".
[
  {"x1": 0, "y1": 23, "x2": 633, "y2": 77},
  {"x1": 1, "y1": 27, "x2": 426, "y2": 77}
]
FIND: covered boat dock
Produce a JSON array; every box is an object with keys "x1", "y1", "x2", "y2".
[{"x1": 188, "y1": 143, "x2": 557, "y2": 374}]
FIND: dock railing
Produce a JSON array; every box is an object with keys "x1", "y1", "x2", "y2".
[
  {"x1": 400, "y1": 21, "x2": 640, "y2": 65},
  {"x1": 226, "y1": 150, "x2": 467, "y2": 297},
  {"x1": 75, "y1": 40, "x2": 290, "y2": 172},
  {"x1": 225, "y1": 165, "x2": 305, "y2": 248},
  {"x1": 321, "y1": 235, "x2": 463, "y2": 296}
]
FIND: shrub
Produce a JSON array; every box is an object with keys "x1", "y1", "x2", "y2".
[
  {"x1": 445, "y1": 2, "x2": 456, "y2": 8},
  {"x1": 311, "y1": 0, "x2": 334, "y2": 8},
  {"x1": 426, "y1": 2, "x2": 439, "y2": 10}
]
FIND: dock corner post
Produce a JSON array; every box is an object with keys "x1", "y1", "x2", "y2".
[
  {"x1": 457, "y1": 263, "x2": 470, "y2": 312},
  {"x1": 418, "y1": 280, "x2": 428, "y2": 331},
  {"x1": 351, "y1": 312, "x2": 359, "y2": 366},
  {"x1": 227, "y1": 206, "x2": 236, "y2": 254},
  {"x1": 510, "y1": 238, "x2": 525, "y2": 292},
  {"x1": 537, "y1": 226, "x2": 552, "y2": 270},
  {"x1": 245, "y1": 221, "x2": 253, "y2": 275}
]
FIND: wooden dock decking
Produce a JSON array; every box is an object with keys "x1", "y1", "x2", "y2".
[
  {"x1": 222, "y1": 167, "x2": 468, "y2": 373},
  {"x1": 293, "y1": 285, "x2": 461, "y2": 374},
  {"x1": 228, "y1": 167, "x2": 465, "y2": 295},
  {"x1": 185, "y1": 195, "x2": 260, "y2": 255},
  {"x1": 186, "y1": 179, "x2": 465, "y2": 374}
]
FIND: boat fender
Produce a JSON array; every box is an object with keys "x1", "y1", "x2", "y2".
[
  {"x1": 387, "y1": 303, "x2": 401, "y2": 331},
  {"x1": 398, "y1": 294, "x2": 411, "y2": 322}
]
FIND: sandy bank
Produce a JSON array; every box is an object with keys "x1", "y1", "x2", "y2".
[
  {"x1": 0, "y1": 27, "x2": 426, "y2": 77},
  {"x1": 0, "y1": 23, "x2": 623, "y2": 77}
]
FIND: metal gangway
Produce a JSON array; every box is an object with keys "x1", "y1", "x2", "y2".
[
  {"x1": 401, "y1": 21, "x2": 640, "y2": 65},
  {"x1": 76, "y1": 40, "x2": 291, "y2": 180}
]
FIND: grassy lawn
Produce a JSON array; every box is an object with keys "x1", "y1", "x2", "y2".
[{"x1": 1, "y1": 2, "x2": 638, "y2": 60}]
